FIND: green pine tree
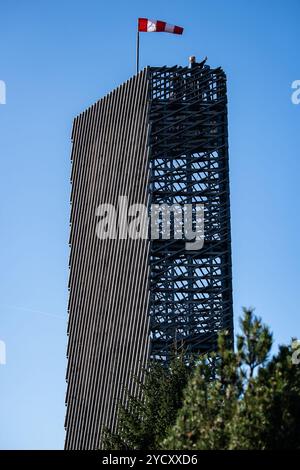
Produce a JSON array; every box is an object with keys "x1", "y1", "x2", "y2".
[
  {"x1": 102, "y1": 354, "x2": 191, "y2": 450},
  {"x1": 163, "y1": 308, "x2": 300, "y2": 450},
  {"x1": 103, "y1": 308, "x2": 300, "y2": 450}
]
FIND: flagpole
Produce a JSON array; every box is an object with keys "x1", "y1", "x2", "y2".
[{"x1": 136, "y1": 27, "x2": 140, "y2": 74}]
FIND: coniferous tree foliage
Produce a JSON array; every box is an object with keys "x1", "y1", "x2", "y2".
[
  {"x1": 103, "y1": 309, "x2": 300, "y2": 450},
  {"x1": 163, "y1": 309, "x2": 300, "y2": 450},
  {"x1": 102, "y1": 355, "x2": 191, "y2": 450}
]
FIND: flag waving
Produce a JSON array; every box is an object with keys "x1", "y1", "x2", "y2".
[
  {"x1": 138, "y1": 18, "x2": 184, "y2": 35},
  {"x1": 136, "y1": 18, "x2": 184, "y2": 73}
]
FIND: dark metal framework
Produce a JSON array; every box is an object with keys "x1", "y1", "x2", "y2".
[
  {"x1": 65, "y1": 63, "x2": 233, "y2": 449},
  {"x1": 148, "y1": 65, "x2": 233, "y2": 360}
]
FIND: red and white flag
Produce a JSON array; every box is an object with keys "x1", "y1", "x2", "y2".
[{"x1": 138, "y1": 18, "x2": 184, "y2": 35}]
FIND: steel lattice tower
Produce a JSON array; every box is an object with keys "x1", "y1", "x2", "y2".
[
  {"x1": 148, "y1": 64, "x2": 233, "y2": 360},
  {"x1": 65, "y1": 62, "x2": 233, "y2": 449}
]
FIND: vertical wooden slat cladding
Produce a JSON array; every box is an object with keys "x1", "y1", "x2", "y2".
[{"x1": 65, "y1": 69, "x2": 150, "y2": 449}]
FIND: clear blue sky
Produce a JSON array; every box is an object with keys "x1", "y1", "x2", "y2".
[{"x1": 0, "y1": 0, "x2": 299, "y2": 450}]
